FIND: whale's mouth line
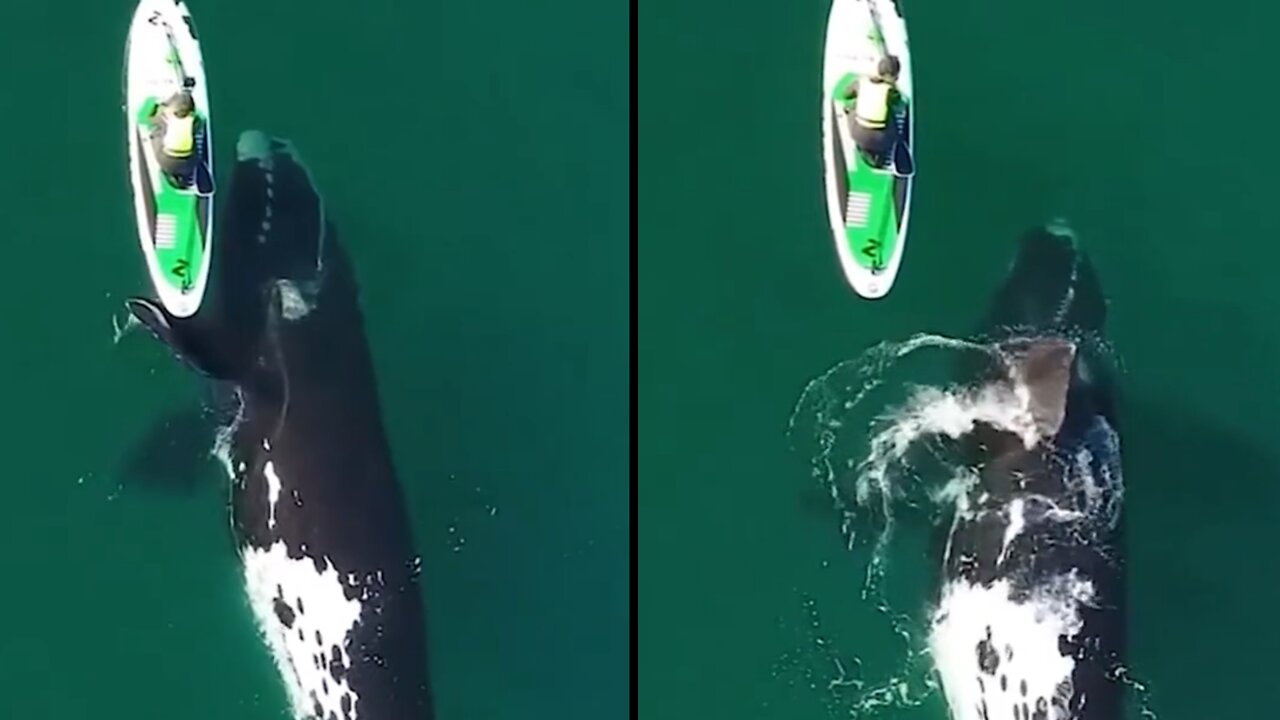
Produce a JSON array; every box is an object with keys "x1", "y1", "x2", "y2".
[
  {"x1": 1052, "y1": 257, "x2": 1079, "y2": 326},
  {"x1": 995, "y1": 221, "x2": 1097, "y2": 335},
  {"x1": 233, "y1": 130, "x2": 327, "y2": 276},
  {"x1": 228, "y1": 130, "x2": 330, "y2": 327},
  {"x1": 1023, "y1": 238, "x2": 1080, "y2": 329}
]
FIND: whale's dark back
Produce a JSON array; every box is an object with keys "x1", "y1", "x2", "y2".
[
  {"x1": 980, "y1": 224, "x2": 1108, "y2": 339},
  {"x1": 940, "y1": 225, "x2": 1125, "y2": 719},
  {"x1": 231, "y1": 236, "x2": 432, "y2": 718},
  {"x1": 128, "y1": 134, "x2": 434, "y2": 718},
  {"x1": 226, "y1": 140, "x2": 434, "y2": 719}
]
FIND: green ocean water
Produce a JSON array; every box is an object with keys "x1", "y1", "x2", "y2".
[
  {"x1": 0, "y1": 0, "x2": 627, "y2": 717},
  {"x1": 641, "y1": 0, "x2": 1280, "y2": 718}
]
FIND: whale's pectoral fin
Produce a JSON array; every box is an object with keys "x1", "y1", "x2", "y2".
[
  {"x1": 125, "y1": 296, "x2": 239, "y2": 381},
  {"x1": 126, "y1": 296, "x2": 174, "y2": 337},
  {"x1": 115, "y1": 402, "x2": 222, "y2": 496}
]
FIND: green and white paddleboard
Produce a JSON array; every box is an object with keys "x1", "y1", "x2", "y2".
[
  {"x1": 125, "y1": 0, "x2": 213, "y2": 318},
  {"x1": 821, "y1": 0, "x2": 913, "y2": 300}
]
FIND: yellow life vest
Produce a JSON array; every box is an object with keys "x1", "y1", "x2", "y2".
[
  {"x1": 854, "y1": 77, "x2": 891, "y2": 130},
  {"x1": 163, "y1": 113, "x2": 195, "y2": 158}
]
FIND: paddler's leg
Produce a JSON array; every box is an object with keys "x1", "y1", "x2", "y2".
[
  {"x1": 848, "y1": 121, "x2": 886, "y2": 157},
  {"x1": 850, "y1": 113, "x2": 898, "y2": 164}
]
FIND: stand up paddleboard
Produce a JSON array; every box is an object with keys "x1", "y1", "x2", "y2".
[
  {"x1": 821, "y1": 0, "x2": 913, "y2": 300},
  {"x1": 125, "y1": 0, "x2": 214, "y2": 318}
]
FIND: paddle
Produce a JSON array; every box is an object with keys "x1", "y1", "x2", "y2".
[
  {"x1": 892, "y1": 136, "x2": 915, "y2": 178},
  {"x1": 157, "y1": 14, "x2": 191, "y2": 88},
  {"x1": 160, "y1": 19, "x2": 214, "y2": 197},
  {"x1": 193, "y1": 156, "x2": 215, "y2": 197},
  {"x1": 861, "y1": 2, "x2": 913, "y2": 178}
]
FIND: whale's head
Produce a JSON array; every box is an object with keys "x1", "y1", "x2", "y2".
[
  {"x1": 126, "y1": 130, "x2": 345, "y2": 382},
  {"x1": 964, "y1": 223, "x2": 1117, "y2": 429},
  {"x1": 981, "y1": 221, "x2": 1107, "y2": 338}
]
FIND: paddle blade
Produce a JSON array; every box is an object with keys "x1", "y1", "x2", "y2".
[
  {"x1": 194, "y1": 160, "x2": 215, "y2": 196},
  {"x1": 893, "y1": 139, "x2": 915, "y2": 178}
]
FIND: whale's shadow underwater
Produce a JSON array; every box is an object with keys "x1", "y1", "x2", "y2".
[
  {"x1": 122, "y1": 130, "x2": 435, "y2": 719},
  {"x1": 113, "y1": 401, "x2": 222, "y2": 495},
  {"x1": 1115, "y1": 393, "x2": 1280, "y2": 714}
]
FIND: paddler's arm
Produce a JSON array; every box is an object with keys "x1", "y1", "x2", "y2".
[
  {"x1": 836, "y1": 75, "x2": 858, "y2": 109},
  {"x1": 136, "y1": 97, "x2": 160, "y2": 126}
]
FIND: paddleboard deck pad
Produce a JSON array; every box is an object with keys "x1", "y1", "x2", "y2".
[
  {"x1": 821, "y1": 0, "x2": 913, "y2": 299},
  {"x1": 125, "y1": 0, "x2": 214, "y2": 318}
]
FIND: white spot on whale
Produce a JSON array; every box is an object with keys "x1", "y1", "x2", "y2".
[
  {"x1": 929, "y1": 574, "x2": 1095, "y2": 720},
  {"x1": 265, "y1": 461, "x2": 282, "y2": 529},
  {"x1": 998, "y1": 498, "x2": 1026, "y2": 564},
  {"x1": 277, "y1": 280, "x2": 315, "y2": 321},
  {"x1": 243, "y1": 541, "x2": 364, "y2": 719}
]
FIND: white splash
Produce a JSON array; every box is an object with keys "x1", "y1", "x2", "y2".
[
  {"x1": 929, "y1": 575, "x2": 1096, "y2": 720},
  {"x1": 211, "y1": 390, "x2": 246, "y2": 483},
  {"x1": 859, "y1": 380, "x2": 1043, "y2": 504},
  {"x1": 111, "y1": 312, "x2": 139, "y2": 345},
  {"x1": 998, "y1": 498, "x2": 1026, "y2": 564},
  {"x1": 243, "y1": 541, "x2": 364, "y2": 720}
]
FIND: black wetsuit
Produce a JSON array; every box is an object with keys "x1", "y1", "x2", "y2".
[{"x1": 849, "y1": 116, "x2": 895, "y2": 159}]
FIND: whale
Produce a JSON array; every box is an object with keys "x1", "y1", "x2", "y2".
[
  {"x1": 928, "y1": 223, "x2": 1124, "y2": 720},
  {"x1": 125, "y1": 130, "x2": 434, "y2": 720}
]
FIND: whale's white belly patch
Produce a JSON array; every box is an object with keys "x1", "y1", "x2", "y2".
[
  {"x1": 929, "y1": 576, "x2": 1093, "y2": 720},
  {"x1": 243, "y1": 540, "x2": 364, "y2": 719}
]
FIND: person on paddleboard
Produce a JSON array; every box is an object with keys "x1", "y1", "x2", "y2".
[
  {"x1": 142, "y1": 86, "x2": 204, "y2": 183},
  {"x1": 839, "y1": 54, "x2": 901, "y2": 161}
]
